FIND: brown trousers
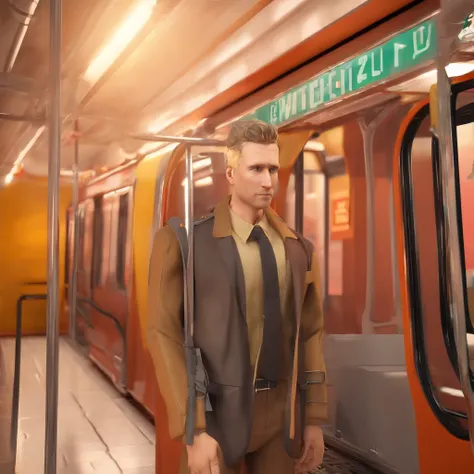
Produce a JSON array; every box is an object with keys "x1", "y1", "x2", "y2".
[{"x1": 179, "y1": 379, "x2": 295, "y2": 474}]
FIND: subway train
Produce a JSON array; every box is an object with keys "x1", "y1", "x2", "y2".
[
  {"x1": 2, "y1": 1, "x2": 472, "y2": 473},
  {"x1": 64, "y1": 6, "x2": 474, "y2": 474}
]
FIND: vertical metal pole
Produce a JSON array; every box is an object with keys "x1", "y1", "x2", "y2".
[
  {"x1": 44, "y1": 0, "x2": 62, "y2": 472},
  {"x1": 184, "y1": 145, "x2": 194, "y2": 336},
  {"x1": 359, "y1": 103, "x2": 398, "y2": 334},
  {"x1": 69, "y1": 119, "x2": 79, "y2": 342},
  {"x1": 183, "y1": 145, "x2": 196, "y2": 445},
  {"x1": 294, "y1": 151, "x2": 304, "y2": 235},
  {"x1": 323, "y1": 170, "x2": 329, "y2": 307},
  {"x1": 436, "y1": 10, "x2": 474, "y2": 449},
  {"x1": 388, "y1": 173, "x2": 403, "y2": 333},
  {"x1": 359, "y1": 120, "x2": 376, "y2": 335}
]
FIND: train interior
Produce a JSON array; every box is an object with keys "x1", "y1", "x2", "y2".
[{"x1": 1, "y1": 0, "x2": 474, "y2": 473}]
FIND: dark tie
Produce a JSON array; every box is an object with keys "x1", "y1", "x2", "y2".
[{"x1": 249, "y1": 225, "x2": 282, "y2": 383}]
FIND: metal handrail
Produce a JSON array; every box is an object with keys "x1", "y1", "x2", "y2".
[
  {"x1": 75, "y1": 305, "x2": 93, "y2": 328},
  {"x1": 76, "y1": 297, "x2": 126, "y2": 388},
  {"x1": 76, "y1": 297, "x2": 125, "y2": 342},
  {"x1": 10, "y1": 293, "x2": 47, "y2": 474},
  {"x1": 436, "y1": 1, "x2": 474, "y2": 452}
]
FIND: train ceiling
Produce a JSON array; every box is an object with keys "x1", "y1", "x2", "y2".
[{"x1": 0, "y1": 0, "x2": 434, "y2": 185}]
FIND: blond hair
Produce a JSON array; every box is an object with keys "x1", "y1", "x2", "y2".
[{"x1": 225, "y1": 119, "x2": 278, "y2": 168}]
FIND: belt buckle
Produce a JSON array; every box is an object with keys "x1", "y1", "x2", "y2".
[{"x1": 254, "y1": 379, "x2": 273, "y2": 393}]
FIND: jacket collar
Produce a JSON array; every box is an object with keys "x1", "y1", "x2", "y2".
[{"x1": 212, "y1": 195, "x2": 297, "y2": 241}]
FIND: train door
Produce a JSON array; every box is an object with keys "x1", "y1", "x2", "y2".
[
  {"x1": 87, "y1": 187, "x2": 132, "y2": 392},
  {"x1": 72, "y1": 199, "x2": 91, "y2": 346},
  {"x1": 393, "y1": 72, "x2": 474, "y2": 472}
]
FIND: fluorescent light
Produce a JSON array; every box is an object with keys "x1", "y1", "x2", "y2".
[
  {"x1": 4, "y1": 125, "x2": 46, "y2": 185},
  {"x1": 84, "y1": 0, "x2": 156, "y2": 83}
]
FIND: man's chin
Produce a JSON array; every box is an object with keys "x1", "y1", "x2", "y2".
[{"x1": 254, "y1": 194, "x2": 273, "y2": 208}]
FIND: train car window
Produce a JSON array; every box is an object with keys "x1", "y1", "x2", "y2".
[
  {"x1": 91, "y1": 195, "x2": 104, "y2": 288},
  {"x1": 116, "y1": 193, "x2": 129, "y2": 290},
  {"x1": 399, "y1": 103, "x2": 469, "y2": 440},
  {"x1": 453, "y1": 92, "x2": 474, "y2": 334},
  {"x1": 163, "y1": 148, "x2": 228, "y2": 222},
  {"x1": 453, "y1": 87, "x2": 474, "y2": 379},
  {"x1": 101, "y1": 195, "x2": 116, "y2": 286}
]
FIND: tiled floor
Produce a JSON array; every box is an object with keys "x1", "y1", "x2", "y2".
[{"x1": 0, "y1": 336, "x2": 156, "y2": 473}]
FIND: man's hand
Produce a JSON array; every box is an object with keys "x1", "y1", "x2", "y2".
[
  {"x1": 294, "y1": 426, "x2": 325, "y2": 473},
  {"x1": 186, "y1": 432, "x2": 220, "y2": 474}
]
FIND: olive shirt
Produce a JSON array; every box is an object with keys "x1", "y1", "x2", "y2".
[{"x1": 229, "y1": 209, "x2": 295, "y2": 382}]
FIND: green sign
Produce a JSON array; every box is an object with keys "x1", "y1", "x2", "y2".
[
  {"x1": 244, "y1": 19, "x2": 437, "y2": 126},
  {"x1": 459, "y1": 13, "x2": 473, "y2": 40}
]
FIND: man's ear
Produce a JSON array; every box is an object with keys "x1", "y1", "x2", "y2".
[{"x1": 226, "y1": 166, "x2": 235, "y2": 185}]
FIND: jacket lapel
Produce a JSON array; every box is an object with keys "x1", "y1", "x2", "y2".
[
  {"x1": 213, "y1": 197, "x2": 246, "y2": 322},
  {"x1": 216, "y1": 237, "x2": 246, "y2": 321}
]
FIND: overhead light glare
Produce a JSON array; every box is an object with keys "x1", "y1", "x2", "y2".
[
  {"x1": 193, "y1": 157, "x2": 212, "y2": 171},
  {"x1": 84, "y1": 0, "x2": 156, "y2": 83},
  {"x1": 4, "y1": 125, "x2": 46, "y2": 185},
  {"x1": 181, "y1": 176, "x2": 213, "y2": 187},
  {"x1": 195, "y1": 176, "x2": 213, "y2": 187},
  {"x1": 445, "y1": 62, "x2": 474, "y2": 77}
]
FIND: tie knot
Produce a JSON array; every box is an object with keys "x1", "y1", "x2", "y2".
[{"x1": 249, "y1": 225, "x2": 264, "y2": 242}]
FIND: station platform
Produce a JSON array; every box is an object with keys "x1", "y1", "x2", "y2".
[{"x1": 0, "y1": 336, "x2": 156, "y2": 473}]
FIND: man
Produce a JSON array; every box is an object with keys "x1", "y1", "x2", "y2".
[{"x1": 147, "y1": 119, "x2": 327, "y2": 474}]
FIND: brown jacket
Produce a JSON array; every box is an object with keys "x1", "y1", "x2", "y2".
[{"x1": 146, "y1": 197, "x2": 328, "y2": 466}]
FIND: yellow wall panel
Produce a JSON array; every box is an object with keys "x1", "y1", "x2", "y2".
[{"x1": 0, "y1": 177, "x2": 72, "y2": 335}]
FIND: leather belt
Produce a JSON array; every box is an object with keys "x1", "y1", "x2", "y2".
[{"x1": 254, "y1": 378, "x2": 277, "y2": 392}]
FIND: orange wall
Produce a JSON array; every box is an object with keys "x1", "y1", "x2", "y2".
[{"x1": 0, "y1": 176, "x2": 72, "y2": 336}]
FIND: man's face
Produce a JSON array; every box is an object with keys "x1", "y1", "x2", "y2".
[{"x1": 227, "y1": 142, "x2": 280, "y2": 209}]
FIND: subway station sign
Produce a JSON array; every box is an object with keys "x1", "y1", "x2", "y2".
[{"x1": 244, "y1": 19, "x2": 437, "y2": 126}]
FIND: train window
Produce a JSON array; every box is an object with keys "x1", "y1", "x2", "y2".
[
  {"x1": 163, "y1": 148, "x2": 228, "y2": 222},
  {"x1": 116, "y1": 193, "x2": 129, "y2": 289},
  {"x1": 400, "y1": 102, "x2": 469, "y2": 439},
  {"x1": 101, "y1": 194, "x2": 118, "y2": 286},
  {"x1": 454, "y1": 92, "x2": 474, "y2": 334},
  {"x1": 453, "y1": 88, "x2": 474, "y2": 381},
  {"x1": 91, "y1": 195, "x2": 104, "y2": 288}
]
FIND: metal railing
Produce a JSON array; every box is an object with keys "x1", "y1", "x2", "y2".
[{"x1": 9, "y1": 293, "x2": 47, "y2": 474}]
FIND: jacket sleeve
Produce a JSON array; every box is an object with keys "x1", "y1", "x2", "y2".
[
  {"x1": 146, "y1": 226, "x2": 206, "y2": 440},
  {"x1": 301, "y1": 249, "x2": 328, "y2": 426}
]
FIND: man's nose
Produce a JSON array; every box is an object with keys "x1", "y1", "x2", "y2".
[{"x1": 261, "y1": 170, "x2": 272, "y2": 188}]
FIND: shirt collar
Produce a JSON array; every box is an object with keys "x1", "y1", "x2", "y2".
[{"x1": 229, "y1": 208, "x2": 271, "y2": 243}]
